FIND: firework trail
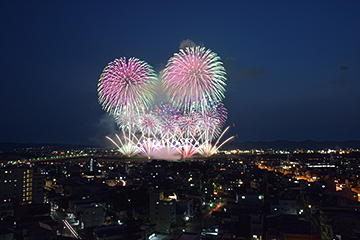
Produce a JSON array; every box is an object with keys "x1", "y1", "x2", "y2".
[
  {"x1": 197, "y1": 126, "x2": 235, "y2": 157},
  {"x1": 98, "y1": 57, "x2": 158, "y2": 114},
  {"x1": 162, "y1": 46, "x2": 226, "y2": 111},
  {"x1": 113, "y1": 109, "x2": 142, "y2": 157},
  {"x1": 106, "y1": 130, "x2": 142, "y2": 157},
  {"x1": 176, "y1": 138, "x2": 199, "y2": 159},
  {"x1": 138, "y1": 137, "x2": 161, "y2": 159}
]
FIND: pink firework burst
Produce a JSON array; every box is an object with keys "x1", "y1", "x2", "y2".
[
  {"x1": 98, "y1": 57, "x2": 157, "y2": 114},
  {"x1": 162, "y1": 46, "x2": 226, "y2": 111},
  {"x1": 138, "y1": 113, "x2": 159, "y2": 137},
  {"x1": 178, "y1": 112, "x2": 199, "y2": 138}
]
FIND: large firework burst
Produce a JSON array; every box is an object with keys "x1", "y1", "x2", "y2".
[
  {"x1": 162, "y1": 46, "x2": 226, "y2": 111},
  {"x1": 98, "y1": 57, "x2": 158, "y2": 114}
]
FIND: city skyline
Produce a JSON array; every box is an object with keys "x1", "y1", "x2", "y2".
[{"x1": 1, "y1": 0, "x2": 359, "y2": 146}]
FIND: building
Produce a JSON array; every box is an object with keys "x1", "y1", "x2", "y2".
[
  {"x1": 74, "y1": 202, "x2": 106, "y2": 228},
  {"x1": 176, "y1": 199, "x2": 194, "y2": 225},
  {"x1": 32, "y1": 172, "x2": 44, "y2": 204},
  {"x1": 0, "y1": 167, "x2": 44, "y2": 219},
  {"x1": 270, "y1": 198, "x2": 299, "y2": 215},
  {"x1": 0, "y1": 226, "x2": 14, "y2": 240},
  {"x1": 22, "y1": 222, "x2": 54, "y2": 240},
  {"x1": 0, "y1": 168, "x2": 33, "y2": 204},
  {"x1": 149, "y1": 191, "x2": 176, "y2": 232},
  {"x1": 0, "y1": 202, "x2": 14, "y2": 219},
  {"x1": 331, "y1": 213, "x2": 360, "y2": 237},
  {"x1": 251, "y1": 214, "x2": 263, "y2": 240}
]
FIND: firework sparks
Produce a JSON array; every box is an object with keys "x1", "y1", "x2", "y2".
[
  {"x1": 156, "y1": 104, "x2": 181, "y2": 138},
  {"x1": 138, "y1": 137, "x2": 161, "y2": 159},
  {"x1": 197, "y1": 126, "x2": 235, "y2": 157},
  {"x1": 176, "y1": 138, "x2": 199, "y2": 159},
  {"x1": 178, "y1": 112, "x2": 199, "y2": 139},
  {"x1": 114, "y1": 109, "x2": 139, "y2": 131},
  {"x1": 197, "y1": 102, "x2": 227, "y2": 140},
  {"x1": 98, "y1": 57, "x2": 158, "y2": 114},
  {"x1": 138, "y1": 112, "x2": 159, "y2": 138},
  {"x1": 106, "y1": 130, "x2": 141, "y2": 157},
  {"x1": 162, "y1": 46, "x2": 226, "y2": 111}
]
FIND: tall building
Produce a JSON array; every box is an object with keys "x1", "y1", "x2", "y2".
[
  {"x1": 32, "y1": 172, "x2": 45, "y2": 204},
  {"x1": 0, "y1": 167, "x2": 44, "y2": 207},
  {"x1": 149, "y1": 191, "x2": 176, "y2": 232}
]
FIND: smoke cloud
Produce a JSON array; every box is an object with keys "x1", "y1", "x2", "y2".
[
  {"x1": 179, "y1": 39, "x2": 196, "y2": 49},
  {"x1": 89, "y1": 114, "x2": 118, "y2": 147}
]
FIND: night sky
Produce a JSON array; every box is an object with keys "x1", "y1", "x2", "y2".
[{"x1": 1, "y1": 0, "x2": 359, "y2": 146}]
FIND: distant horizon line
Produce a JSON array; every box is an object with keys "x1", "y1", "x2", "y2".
[{"x1": 1, "y1": 139, "x2": 360, "y2": 146}]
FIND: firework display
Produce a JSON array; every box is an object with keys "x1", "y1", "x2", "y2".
[
  {"x1": 98, "y1": 57, "x2": 158, "y2": 114},
  {"x1": 176, "y1": 138, "x2": 199, "y2": 159},
  {"x1": 99, "y1": 46, "x2": 234, "y2": 160},
  {"x1": 162, "y1": 46, "x2": 226, "y2": 111}
]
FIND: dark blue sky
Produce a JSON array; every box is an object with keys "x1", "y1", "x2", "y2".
[{"x1": 1, "y1": 0, "x2": 359, "y2": 146}]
